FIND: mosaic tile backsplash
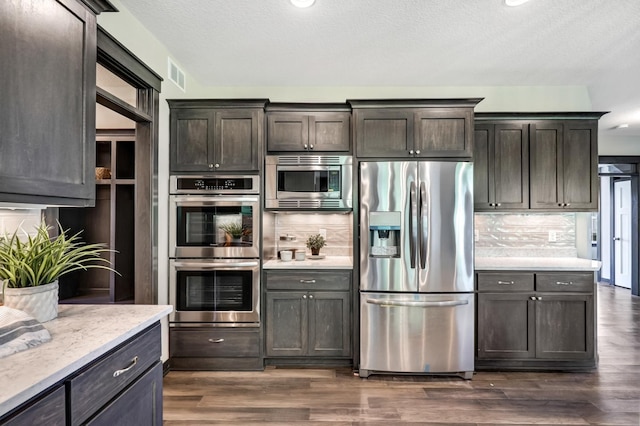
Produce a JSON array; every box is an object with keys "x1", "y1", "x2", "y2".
[
  {"x1": 274, "y1": 213, "x2": 353, "y2": 256},
  {"x1": 475, "y1": 213, "x2": 578, "y2": 257}
]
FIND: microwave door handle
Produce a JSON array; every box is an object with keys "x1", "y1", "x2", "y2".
[
  {"x1": 173, "y1": 261, "x2": 259, "y2": 269},
  {"x1": 409, "y1": 181, "x2": 417, "y2": 269},
  {"x1": 419, "y1": 181, "x2": 428, "y2": 269}
]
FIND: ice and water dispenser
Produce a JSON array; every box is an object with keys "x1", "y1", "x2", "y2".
[{"x1": 368, "y1": 212, "x2": 401, "y2": 257}]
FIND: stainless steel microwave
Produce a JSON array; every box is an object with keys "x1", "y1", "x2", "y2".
[{"x1": 265, "y1": 155, "x2": 353, "y2": 209}]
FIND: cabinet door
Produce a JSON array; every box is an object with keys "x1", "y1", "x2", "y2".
[
  {"x1": 355, "y1": 109, "x2": 414, "y2": 158},
  {"x1": 265, "y1": 291, "x2": 308, "y2": 356},
  {"x1": 214, "y1": 109, "x2": 260, "y2": 171},
  {"x1": 414, "y1": 109, "x2": 473, "y2": 158},
  {"x1": 477, "y1": 293, "x2": 535, "y2": 359},
  {"x1": 267, "y1": 113, "x2": 309, "y2": 151},
  {"x1": 307, "y1": 291, "x2": 351, "y2": 357},
  {"x1": 473, "y1": 124, "x2": 493, "y2": 210},
  {"x1": 529, "y1": 122, "x2": 563, "y2": 209},
  {"x1": 493, "y1": 123, "x2": 529, "y2": 209},
  {"x1": 309, "y1": 112, "x2": 351, "y2": 152},
  {"x1": 561, "y1": 121, "x2": 598, "y2": 210},
  {"x1": 86, "y1": 362, "x2": 163, "y2": 426},
  {"x1": 0, "y1": 0, "x2": 96, "y2": 206},
  {"x1": 170, "y1": 108, "x2": 215, "y2": 172},
  {"x1": 535, "y1": 294, "x2": 594, "y2": 360}
]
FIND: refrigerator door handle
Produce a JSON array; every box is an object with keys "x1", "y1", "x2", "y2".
[
  {"x1": 419, "y1": 181, "x2": 428, "y2": 269},
  {"x1": 365, "y1": 298, "x2": 469, "y2": 308},
  {"x1": 409, "y1": 181, "x2": 418, "y2": 269}
]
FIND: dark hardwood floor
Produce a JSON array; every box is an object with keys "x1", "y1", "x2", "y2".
[{"x1": 163, "y1": 284, "x2": 640, "y2": 425}]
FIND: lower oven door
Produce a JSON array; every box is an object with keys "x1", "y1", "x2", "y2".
[{"x1": 169, "y1": 259, "x2": 260, "y2": 326}]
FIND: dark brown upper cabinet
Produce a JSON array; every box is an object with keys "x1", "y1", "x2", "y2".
[
  {"x1": 0, "y1": 0, "x2": 115, "y2": 206},
  {"x1": 168, "y1": 100, "x2": 268, "y2": 173},
  {"x1": 266, "y1": 104, "x2": 351, "y2": 153},
  {"x1": 474, "y1": 122, "x2": 529, "y2": 211},
  {"x1": 350, "y1": 99, "x2": 482, "y2": 159},
  {"x1": 530, "y1": 120, "x2": 599, "y2": 211},
  {"x1": 475, "y1": 112, "x2": 607, "y2": 212}
]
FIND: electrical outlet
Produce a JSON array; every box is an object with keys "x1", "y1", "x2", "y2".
[
  {"x1": 548, "y1": 230, "x2": 557, "y2": 242},
  {"x1": 319, "y1": 228, "x2": 327, "y2": 239}
]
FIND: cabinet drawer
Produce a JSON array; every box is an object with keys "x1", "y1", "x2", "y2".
[
  {"x1": 266, "y1": 271, "x2": 351, "y2": 291},
  {"x1": 536, "y1": 272, "x2": 594, "y2": 292},
  {"x1": 170, "y1": 328, "x2": 260, "y2": 358},
  {"x1": 476, "y1": 273, "x2": 534, "y2": 292},
  {"x1": 2, "y1": 386, "x2": 65, "y2": 426},
  {"x1": 68, "y1": 323, "x2": 161, "y2": 425}
]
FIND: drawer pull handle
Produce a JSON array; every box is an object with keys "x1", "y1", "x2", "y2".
[
  {"x1": 556, "y1": 281, "x2": 572, "y2": 285},
  {"x1": 208, "y1": 338, "x2": 225, "y2": 343},
  {"x1": 113, "y1": 356, "x2": 138, "y2": 378},
  {"x1": 497, "y1": 280, "x2": 514, "y2": 285},
  {"x1": 300, "y1": 279, "x2": 316, "y2": 283}
]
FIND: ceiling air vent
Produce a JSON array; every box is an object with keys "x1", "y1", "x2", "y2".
[{"x1": 168, "y1": 57, "x2": 186, "y2": 92}]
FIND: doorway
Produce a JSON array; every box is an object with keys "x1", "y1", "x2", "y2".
[{"x1": 597, "y1": 157, "x2": 639, "y2": 296}]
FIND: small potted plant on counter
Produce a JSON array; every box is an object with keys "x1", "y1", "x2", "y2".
[
  {"x1": 0, "y1": 222, "x2": 116, "y2": 322},
  {"x1": 306, "y1": 234, "x2": 327, "y2": 256}
]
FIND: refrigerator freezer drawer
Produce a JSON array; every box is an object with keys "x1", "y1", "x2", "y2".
[{"x1": 359, "y1": 292, "x2": 474, "y2": 377}]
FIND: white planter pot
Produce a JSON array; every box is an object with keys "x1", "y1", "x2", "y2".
[{"x1": 3, "y1": 281, "x2": 59, "y2": 322}]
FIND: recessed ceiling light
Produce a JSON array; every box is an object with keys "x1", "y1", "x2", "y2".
[
  {"x1": 616, "y1": 124, "x2": 630, "y2": 129},
  {"x1": 505, "y1": 0, "x2": 530, "y2": 6},
  {"x1": 290, "y1": 0, "x2": 315, "y2": 7}
]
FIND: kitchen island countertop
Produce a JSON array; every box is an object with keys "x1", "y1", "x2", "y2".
[
  {"x1": 475, "y1": 256, "x2": 602, "y2": 271},
  {"x1": 0, "y1": 304, "x2": 172, "y2": 417},
  {"x1": 263, "y1": 255, "x2": 353, "y2": 270}
]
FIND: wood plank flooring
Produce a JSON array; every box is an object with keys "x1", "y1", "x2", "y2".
[{"x1": 163, "y1": 284, "x2": 640, "y2": 425}]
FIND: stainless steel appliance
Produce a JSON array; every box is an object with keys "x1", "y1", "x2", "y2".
[
  {"x1": 169, "y1": 175, "x2": 260, "y2": 258},
  {"x1": 359, "y1": 161, "x2": 474, "y2": 379},
  {"x1": 169, "y1": 259, "x2": 260, "y2": 325},
  {"x1": 169, "y1": 175, "x2": 261, "y2": 326},
  {"x1": 265, "y1": 155, "x2": 353, "y2": 209}
]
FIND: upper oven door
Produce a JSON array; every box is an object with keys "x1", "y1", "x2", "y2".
[{"x1": 170, "y1": 195, "x2": 260, "y2": 258}]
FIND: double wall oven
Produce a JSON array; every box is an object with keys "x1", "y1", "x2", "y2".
[{"x1": 169, "y1": 175, "x2": 260, "y2": 327}]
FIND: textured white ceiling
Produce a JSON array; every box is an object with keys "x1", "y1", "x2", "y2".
[{"x1": 117, "y1": 0, "x2": 640, "y2": 137}]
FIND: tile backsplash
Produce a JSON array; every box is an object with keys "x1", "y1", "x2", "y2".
[
  {"x1": 0, "y1": 209, "x2": 43, "y2": 236},
  {"x1": 475, "y1": 213, "x2": 578, "y2": 257},
  {"x1": 273, "y1": 213, "x2": 353, "y2": 256}
]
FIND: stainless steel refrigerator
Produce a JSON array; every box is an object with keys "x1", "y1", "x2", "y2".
[{"x1": 359, "y1": 161, "x2": 474, "y2": 379}]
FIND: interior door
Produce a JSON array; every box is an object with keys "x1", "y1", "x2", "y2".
[{"x1": 614, "y1": 179, "x2": 632, "y2": 289}]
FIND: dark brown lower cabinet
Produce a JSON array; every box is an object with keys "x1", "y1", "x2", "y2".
[
  {"x1": 265, "y1": 270, "x2": 352, "y2": 364},
  {"x1": 476, "y1": 271, "x2": 596, "y2": 370},
  {"x1": 0, "y1": 323, "x2": 163, "y2": 425}
]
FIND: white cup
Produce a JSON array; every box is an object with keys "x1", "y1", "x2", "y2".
[
  {"x1": 280, "y1": 250, "x2": 292, "y2": 261},
  {"x1": 295, "y1": 250, "x2": 306, "y2": 261}
]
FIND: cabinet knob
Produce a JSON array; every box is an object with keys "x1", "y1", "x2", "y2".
[
  {"x1": 530, "y1": 296, "x2": 536, "y2": 301},
  {"x1": 496, "y1": 203, "x2": 501, "y2": 207},
  {"x1": 309, "y1": 294, "x2": 314, "y2": 299},
  {"x1": 409, "y1": 150, "x2": 414, "y2": 155},
  {"x1": 537, "y1": 296, "x2": 543, "y2": 301},
  {"x1": 215, "y1": 163, "x2": 220, "y2": 168},
  {"x1": 208, "y1": 164, "x2": 214, "y2": 169},
  {"x1": 565, "y1": 203, "x2": 570, "y2": 207},
  {"x1": 304, "y1": 144, "x2": 308, "y2": 149},
  {"x1": 302, "y1": 294, "x2": 307, "y2": 299},
  {"x1": 415, "y1": 150, "x2": 421, "y2": 155},
  {"x1": 309, "y1": 144, "x2": 314, "y2": 149}
]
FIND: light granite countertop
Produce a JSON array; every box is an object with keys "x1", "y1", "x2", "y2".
[
  {"x1": 0, "y1": 304, "x2": 172, "y2": 417},
  {"x1": 263, "y1": 255, "x2": 353, "y2": 270},
  {"x1": 475, "y1": 257, "x2": 602, "y2": 271}
]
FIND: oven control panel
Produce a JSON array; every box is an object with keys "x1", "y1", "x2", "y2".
[{"x1": 171, "y1": 175, "x2": 260, "y2": 194}]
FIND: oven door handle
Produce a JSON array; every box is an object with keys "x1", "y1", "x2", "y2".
[
  {"x1": 173, "y1": 261, "x2": 259, "y2": 269},
  {"x1": 172, "y1": 196, "x2": 259, "y2": 204}
]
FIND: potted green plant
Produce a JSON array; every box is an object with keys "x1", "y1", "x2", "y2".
[
  {"x1": 306, "y1": 234, "x2": 327, "y2": 256},
  {"x1": 0, "y1": 222, "x2": 116, "y2": 322},
  {"x1": 219, "y1": 222, "x2": 249, "y2": 242}
]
